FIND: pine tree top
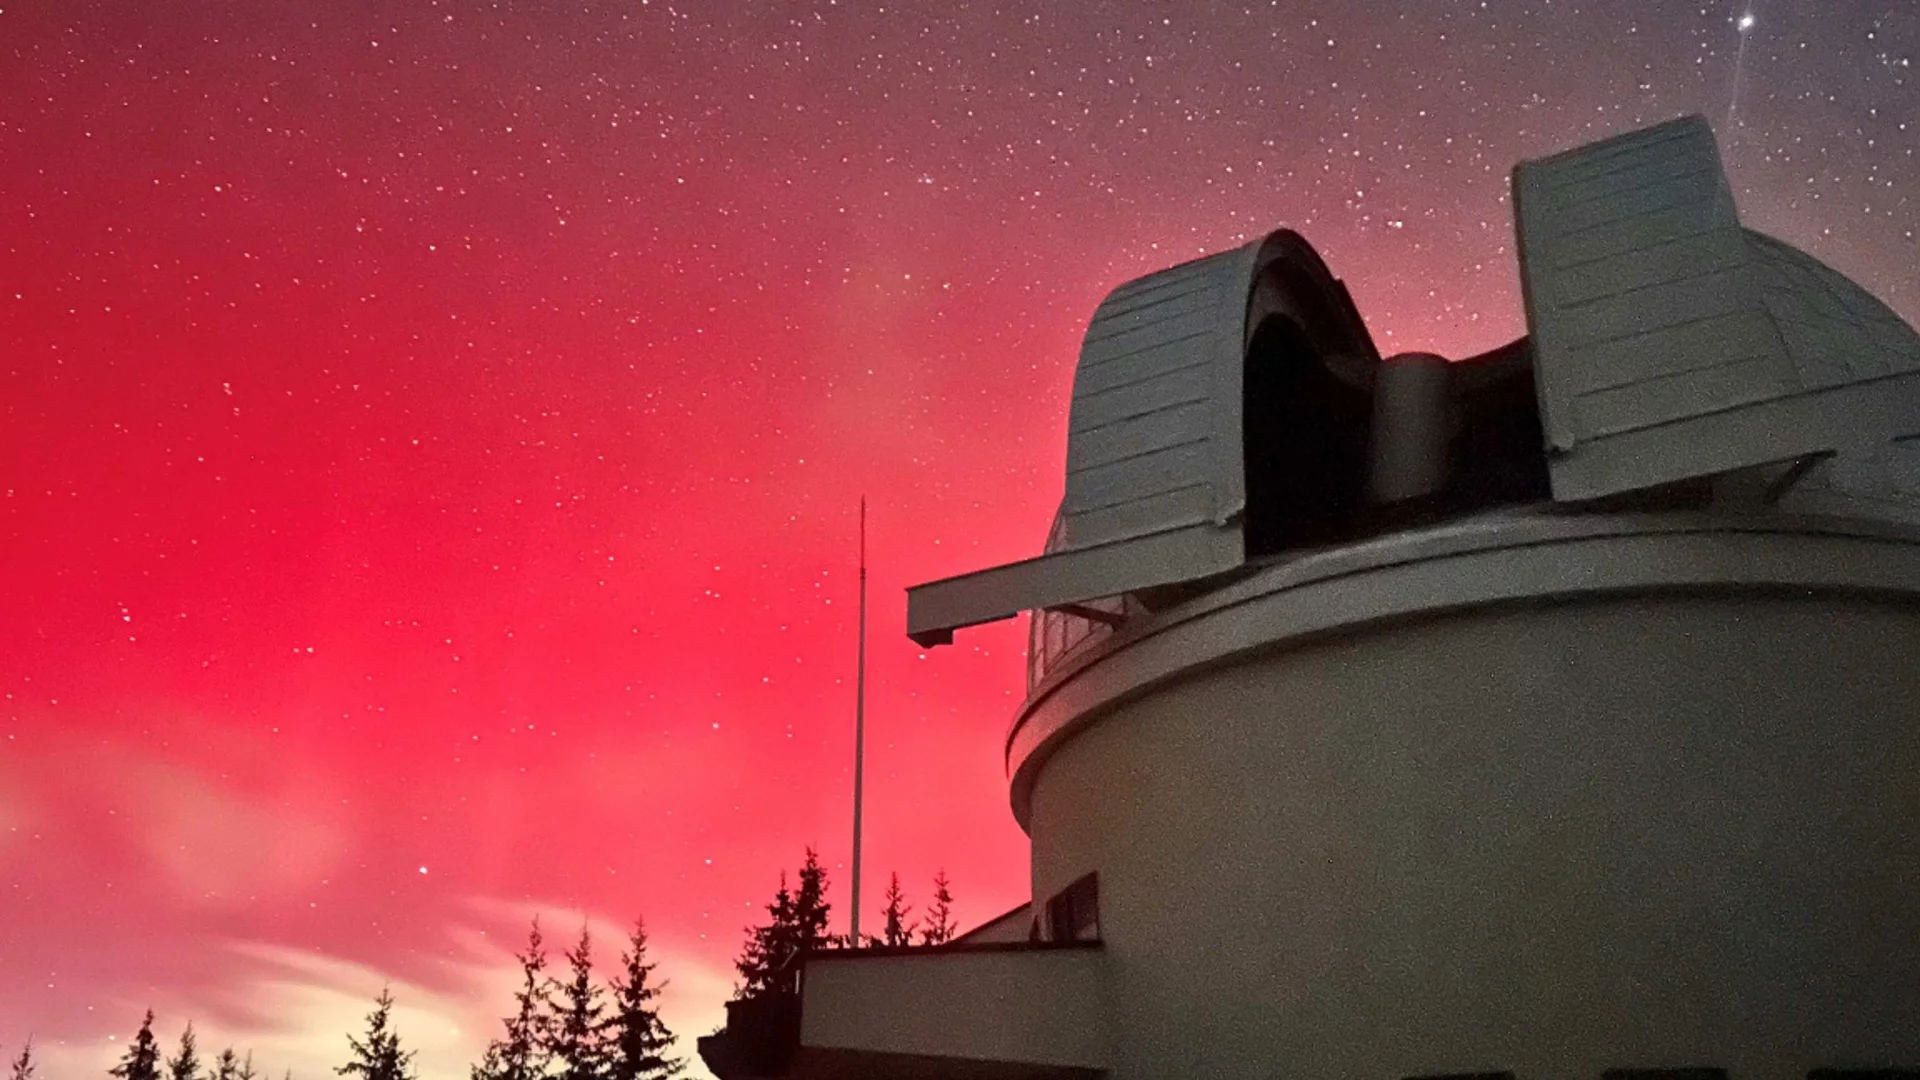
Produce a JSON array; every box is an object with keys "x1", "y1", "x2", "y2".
[
  {"x1": 7, "y1": 1036, "x2": 35, "y2": 1080},
  {"x1": 880, "y1": 872, "x2": 916, "y2": 948},
  {"x1": 607, "y1": 919, "x2": 682, "y2": 1080},
  {"x1": 548, "y1": 923, "x2": 611, "y2": 1080},
  {"x1": 734, "y1": 851, "x2": 835, "y2": 1000},
  {"x1": 475, "y1": 918, "x2": 557, "y2": 1080},
  {"x1": 336, "y1": 987, "x2": 417, "y2": 1080},
  {"x1": 165, "y1": 1021, "x2": 201, "y2": 1080},
  {"x1": 921, "y1": 870, "x2": 957, "y2": 945},
  {"x1": 110, "y1": 1011, "x2": 163, "y2": 1080}
]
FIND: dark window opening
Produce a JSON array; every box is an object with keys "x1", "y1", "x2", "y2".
[
  {"x1": 1242, "y1": 315, "x2": 1371, "y2": 557},
  {"x1": 1597, "y1": 1060, "x2": 1735, "y2": 1068},
  {"x1": 1444, "y1": 337, "x2": 1552, "y2": 513},
  {"x1": 1043, "y1": 872, "x2": 1100, "y2": 943}
]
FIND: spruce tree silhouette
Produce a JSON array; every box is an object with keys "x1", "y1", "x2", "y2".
[
  {"x1": 237, "y1": 1052, "x2": 258, "y2": 1080},
  {"x1": 879, "y1": 872, "x2": 915, "y2": 947},
  {"x1": 211, "y1": 1048, "x2": 242, "y2": 1080},
  {"x1": 547, "y1": 923, "x2": 609, "y2": 1080},
  {"x1": 921, "y1": 870, "x2": 956, "y2": 945},
  {"x1": 792, "y1": 848, "x2": 832, "y2": 956},
  {"x1": 733, "y1": 848, "x2": 836, "y2": 999},
  {"x1": 605, "y1": 919, "x2": 681, "y2": 1080},
  {"x1": 336, "y1": 987, "x2": 416, "y2": 1080},
  {"x1": 474, "y1": 918, "x2": 555, "y2": 1080},
  {"x1": 7, "y1": 1037, "x2": 34, "y2": 1080},
  {"x1": 467, "y1": 1043, "x2": 505, "y2": 1080},
  {"x1": 108, "y1": 1012, "x2": 162, "y2": 1080},
  {"x1": 165, "y1": 1022, "x2": 202, "y2": 1080},
  {"x1": 732, "y1": 872, "x2": 796, "y2": 1000}
]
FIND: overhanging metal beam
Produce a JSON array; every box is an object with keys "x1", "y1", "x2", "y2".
[{"x1": 905, "y1": 523, "x2": 1243, "y2": 647}]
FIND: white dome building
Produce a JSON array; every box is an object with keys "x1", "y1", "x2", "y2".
[{"x1": 701, "y1": 115, "x2": 1920, "y2": 1080}]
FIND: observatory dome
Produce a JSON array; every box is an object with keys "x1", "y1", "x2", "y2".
[
  {"x1": 703, "y1": 114, "x2": 1920, "y2": 1080},
  {"x1": 914, "y1": 115, "x2": 1920, "y2": 1079}
]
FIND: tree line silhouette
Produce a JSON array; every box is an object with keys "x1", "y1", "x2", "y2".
[
  {"x1": 732, "y1": 849, "x2": 958, "y2": 1001},
  {"x1": 1, "y1": 918, "x2": 680, "y2": 1080},
  {"x1": 466, "y1": 918, "x2": 680, "y2": 1080},
  {"x1": 2, "y1": 857, "x2": 958, "y2": 1079}
]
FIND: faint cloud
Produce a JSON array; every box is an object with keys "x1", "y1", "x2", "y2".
[
  {"x1": 0, "y1": 718, "x2": 354, "y2": 905},
  {"x1": 128, "y1": 759, "x2": 354, "y2": 905},
  {"x1": 34, "y1": 942, "x2": 475, "y2": 1080},
  {"x1": 456, "y1": 895, "x2": 729, "y2": 1078},
  {"x1": 215, "y1": 943, "x2": 477, "y2": 1078}
]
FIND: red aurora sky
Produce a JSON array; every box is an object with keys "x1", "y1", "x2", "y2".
[{"x1": 3, "y1": 2, "x2": 1915, "y2": 1076}]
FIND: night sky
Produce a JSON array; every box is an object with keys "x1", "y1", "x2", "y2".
[{"x1": 3, "y1": 1, "x2": 1915, "y2": 1076}]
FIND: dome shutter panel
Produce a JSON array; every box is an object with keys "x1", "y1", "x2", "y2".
[
  {"x1": 1515, "y1": 114, "x2": 1920, "y2": 502},
  {"x1": 908, "y1": 232, "x2": 1376, "y2": 646},
  {"x1": 906, "y1": 244, "x2": 1261, "y2": 646}
]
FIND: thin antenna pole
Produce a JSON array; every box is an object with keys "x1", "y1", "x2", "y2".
[{"x1": 850, "y1": 497, "x2": 867, "y2": 947}]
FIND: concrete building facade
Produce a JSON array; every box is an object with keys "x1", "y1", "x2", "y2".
[{"x1": 700, "y1": 115, "x2": 1920, "y2": 1080}]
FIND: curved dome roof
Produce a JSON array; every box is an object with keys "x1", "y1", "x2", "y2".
[
  {"x1": 1514, "y1": 114, "x2": 1920, "y2": 500},
  {"x1": 907, "y1": 114, "x2": 1920, "y2": 649},
  {"x1": 906, "y1": 229, "x2": 1378, "y2": 645},
  {"x1": 1746, "y1": 228, "x2": 1920, "y2": 389},
  {"x1": 1058, "y1": 229, "x2": 1376, "y2": 555}
]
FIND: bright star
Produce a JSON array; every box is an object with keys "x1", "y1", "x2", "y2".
[{"x1": 1737, "y1": 13, "x2": 1756, "y2": 31}]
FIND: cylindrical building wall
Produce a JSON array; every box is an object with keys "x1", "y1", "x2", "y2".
[{"x1": 1018, "y1": 519, "x2": 1920, "y2": 1080}]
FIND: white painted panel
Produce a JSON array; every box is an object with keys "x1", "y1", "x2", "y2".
[
  {"x1": 1516, "y1": 114, "x2": 1822, "y2": 498},
  {"x1": 1069, "y1": 399, "x2": 1210, "y2": 470}
]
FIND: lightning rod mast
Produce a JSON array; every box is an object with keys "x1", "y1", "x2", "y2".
[{"x1": 850, "y1": 497, "x2": 867, "y2": 947}]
